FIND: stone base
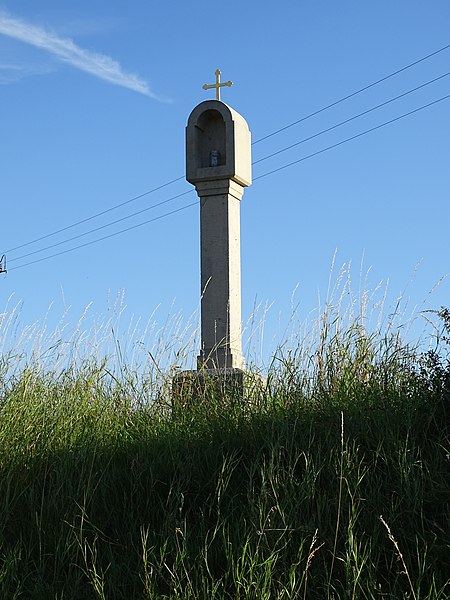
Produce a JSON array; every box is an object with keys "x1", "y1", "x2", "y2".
[{"x1": 172, "y1": 368, "x2": 266, "y2": 411}]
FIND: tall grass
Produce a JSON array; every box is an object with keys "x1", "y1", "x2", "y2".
[{"x1": 0, "y1": 292, "x2": 448, "y2": 598}]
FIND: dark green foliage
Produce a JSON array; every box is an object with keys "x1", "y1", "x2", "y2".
[{"x1": 0, "y1": 318, "x2": 448, "y2": 599}]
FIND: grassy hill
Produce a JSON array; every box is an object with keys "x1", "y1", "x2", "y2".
[{"x1": 0, "y1": 309, "x2": 448, "y2": 599}]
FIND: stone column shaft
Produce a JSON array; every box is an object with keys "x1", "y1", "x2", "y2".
[{"x1": 195, "y1": 179, "x2": 244, "y2": 370}]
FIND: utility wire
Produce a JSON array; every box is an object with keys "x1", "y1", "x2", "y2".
[
  {"x1": 254, "y1": 91, "x2": 450, "y2": 181},
  {"x1": 8, "y1": 202, "x2": 198, "y2": 272},
  {"x1": 11, "y1": 71, "x2": 449, "y2": 265},
  {"x1": 4, "y1": 175, "x2": 185, "y2": 254},
  {"x1": 252, "y1": 41, "x2": 450, "y2": 144},
  {"x1": 8, "y1": 189, "x2": 193, "y2": 264},
  {"x1": 8, "y1": 90, "x2": 450, "y2": 273},
  {"x1": 3, "y1": 41, "x2": 449, "y2": 259},
  {"x1": 253, "y1": 71, "x2": 450, "y2": 166}
]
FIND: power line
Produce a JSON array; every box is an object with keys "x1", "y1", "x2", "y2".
[
  {"x1": 254, "y1": 91, "x2": 450, "y2": 181},
  {"x1": 4, "y1": 175, "x2": 185, "y2": 254},
  {"x1": 252, "y1": 41, "x2": 450, "y2": 144},
  {"x1": 9, "y1": 90, "x2": 450, "y2": 273},
  {"x1": 253, "y1": 71, "x2": 450, "y2": 166},
  {"x1": 8, "y1": 202, "x2": 198, "y2": 272},
  {"x1": 9, "y1": 70, "x2": 450, "y2": 266},
  {"x1": 4, "y1": 41, "x2": 449, "y2": 260},
  {"x1": 13, "y1": 71, "x2": 450, "y2": 266},
  {"x1": 8, "y1": 189, "x2": 193, "y2": 264}
]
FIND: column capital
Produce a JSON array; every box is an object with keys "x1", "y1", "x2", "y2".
[{"x1": 194, "y1": 179, "x2": 245, "y2": 200}]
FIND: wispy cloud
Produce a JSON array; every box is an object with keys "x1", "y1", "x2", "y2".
[
  {"x1": 0, "y1": 9, "x2": 163, "y2": 99},
  {"x1": 0, "y1": 61, "x2": 54, "y2": 84}
]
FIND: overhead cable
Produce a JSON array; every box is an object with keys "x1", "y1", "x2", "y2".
[
  {"x1": 252, "y1": 41, "x2": 450, "y2": 144},
  {"x1": 8, "y1": 189, "x2": 193, "y2": 264},
  {"x1": 8, "y1": 202, "x2": 198, "y2": 272},
  {"x1": 253, "y1": 71, "x2": 450, "y2": 166},
  {"x1": 9, "y1": 90, "x2": 450, "y2": 272},
  {"x1": 9, "y1": 71, "x2": 450, "y2": 265},
  {"x1": 254, "y1": 91, "x2": 450, "y2": 181},
  {"x1": 4, "y1": 176, "x2": 185, "y2": 254},
  {"x1": 4, "y1": 41, "x2": 449, "y2": 258}
]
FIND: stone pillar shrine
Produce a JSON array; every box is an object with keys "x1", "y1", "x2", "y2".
[
  {"x1": 173, "y1": 70, "x2": 262, "y2": 404},
  {"x1": 186, "y1": 97, "x2": 251, "y2": 369}
]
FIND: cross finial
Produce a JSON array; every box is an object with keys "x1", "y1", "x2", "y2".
[{"x1": 202, "y1": 69, "x2": 233, "y2": 101}]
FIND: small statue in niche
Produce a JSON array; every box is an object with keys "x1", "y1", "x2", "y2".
[{"x1": 209, "y1": 150, "x2": 221, "y2": 167}]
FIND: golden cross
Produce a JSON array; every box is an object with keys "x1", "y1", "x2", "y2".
[{"x1": 202, "y1": 69, "x2": 233, "y2": 101}]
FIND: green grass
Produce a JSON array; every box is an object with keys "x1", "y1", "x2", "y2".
[{"x1": 0, "y1": 306, "x2": 448, "y2": 599}]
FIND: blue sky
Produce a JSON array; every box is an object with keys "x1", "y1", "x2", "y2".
[{"x1": 1, "y1": 1, "x2": 449, "y2": 369}]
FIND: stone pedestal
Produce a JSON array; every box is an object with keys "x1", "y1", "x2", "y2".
[{"x1": 172, "y1": 368, "x2": 266, "y2": 411}]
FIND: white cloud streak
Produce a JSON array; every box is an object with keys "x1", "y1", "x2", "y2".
[
  {"x1": 0, "y1": 9, "x2": 162, "y2": 99},
  {"x1": 0, "y1": 60, "x2": 55, "y2": 84}
]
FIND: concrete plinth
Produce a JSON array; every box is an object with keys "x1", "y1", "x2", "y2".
[{"x1": 172, "y1": 368, "x2": 266, "y2": 410}]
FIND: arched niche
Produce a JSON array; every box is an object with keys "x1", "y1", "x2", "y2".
[{"x1": 196, "y1": 109, "x2": 226, "y2": 168}]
